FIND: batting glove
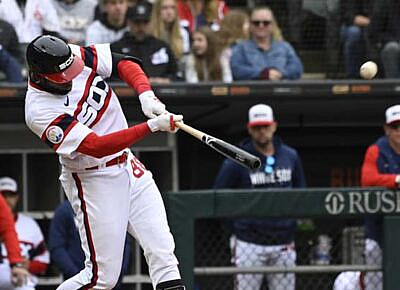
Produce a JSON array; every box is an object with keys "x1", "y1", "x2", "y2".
[
  {"x1": 138, "y1": 90, "x2": 166, "y2": 118},
  {"x1": 147, "y1": 112, "x2": 183, "y2": 133}
]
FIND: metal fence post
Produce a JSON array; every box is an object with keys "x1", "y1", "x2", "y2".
[{"x1": 384, "y1": 216, "x2": 400, "y2": 290}]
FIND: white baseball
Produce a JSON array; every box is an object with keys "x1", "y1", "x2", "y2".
[{"x1": 360, "y1": 61, "x2": 378, "y2": 79}]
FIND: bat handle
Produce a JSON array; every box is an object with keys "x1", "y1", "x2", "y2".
[{"x1": 175, "y1": 121, "x2": 204, "y2": 140}]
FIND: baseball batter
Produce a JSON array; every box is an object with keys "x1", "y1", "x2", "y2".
[{"x1": 24, "y1": 35, "x2": 185, "y2": 290}]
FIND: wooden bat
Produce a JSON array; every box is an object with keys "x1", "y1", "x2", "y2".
[{"x1": 175, "y1": 122, "x2": 261, "y2": 170}]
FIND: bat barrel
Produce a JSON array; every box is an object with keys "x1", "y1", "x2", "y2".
[{"x1": 205, "y1": 136, "x2": 261, "y2": 170}]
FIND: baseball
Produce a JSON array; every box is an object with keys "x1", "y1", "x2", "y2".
[{"x1": 360, "y1": 61, "x2": 378, "y2": 79}]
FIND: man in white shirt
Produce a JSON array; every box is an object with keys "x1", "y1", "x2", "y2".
[
  {"x1": 0, "y1": 0, "x2": 60, "y2": 43},
  {"x1": 86, "y1": 0, "x2": 129, "y2": 45}
]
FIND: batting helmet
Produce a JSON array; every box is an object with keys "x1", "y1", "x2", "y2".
[{"x1": 26, "y1": 35, "x2": 84, "y2": 84}]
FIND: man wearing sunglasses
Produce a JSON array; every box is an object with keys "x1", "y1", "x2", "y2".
[
  {"x1": 359, "y1": 105, "x2": 400, "y2": 290},
  {"x1": 230, "y1": 6, "x2": 303, "y2": 81},
  {"x1": 214, "y1": 104, "x2": 306, "y2": 290}
]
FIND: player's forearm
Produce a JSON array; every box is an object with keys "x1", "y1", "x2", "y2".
[
  {"x1": 77, "y1": 122, "x2": 151, "y2": 158},
  {"x1": 117, "y1": 60, "x2": 151, "y2": 95},
  {"x1": 361, "y1": 170, "x2": 397, "y2": 188},
  {"x1": 29, "y1": 260, "x2": 48, "y2": 274},
  {"x1": 0, "y1": 196, "x2": 23, "y2": 264}
]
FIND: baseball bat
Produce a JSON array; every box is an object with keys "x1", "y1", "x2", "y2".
[{"x1": 175, "y1": 122, "x2": 261, "y2": 170}]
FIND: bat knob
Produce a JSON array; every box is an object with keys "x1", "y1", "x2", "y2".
[{"x1": 250, "y1": 158, "x2": 262, "y2": 170}]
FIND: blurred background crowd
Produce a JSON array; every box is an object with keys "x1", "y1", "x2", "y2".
[{"x1": 0, "y1": 0, "x2": 398, "y2": 83}]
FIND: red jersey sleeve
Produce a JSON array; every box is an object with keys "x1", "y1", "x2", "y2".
[
  {"x1": 361, "y1": 144, "x2": 397, "y2": 188},
  {"x1": 77, "y1": 122, "x2": 151, "y2": 158},
  {"x1": 117, "y1": 60, "x2": 151, "y2": 95},
  {"x1": 0, "y1": 195, "x2": 23, "y2": 265}
]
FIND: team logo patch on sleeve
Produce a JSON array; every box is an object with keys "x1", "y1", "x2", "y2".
[{"x1": 46, "y1": 126, "x2": 64, "y2": 144}]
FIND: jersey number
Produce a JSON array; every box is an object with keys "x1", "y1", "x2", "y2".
[
  {"x1": 131, "y1": 156, "x2": 146, "y2": 178},
  {"x1": 77, "y1": 76, "x2": 109, "y2": 127}
]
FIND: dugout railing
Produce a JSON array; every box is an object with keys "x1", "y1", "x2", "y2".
[{"x1": 165, "y1": 188, "x2": 400, "y2": 290}]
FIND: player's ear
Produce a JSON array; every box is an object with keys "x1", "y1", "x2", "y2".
[
  {"x1": 384, "y1": 124, "x2": 390, "y2": 136},
  {"x1": 271, "y1": 122, "x2": 277, "y2": 133}
]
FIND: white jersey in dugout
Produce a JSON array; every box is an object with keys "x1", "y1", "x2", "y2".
[
  {"x1": 1, "y1": 214, "x2": 49, "y2": 265},
  {"x1": 25, "y1": 44, "x2": 129, "y2": 170}
]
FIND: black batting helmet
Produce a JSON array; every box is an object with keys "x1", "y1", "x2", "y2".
[{"x1": 26, "y1": 35, "x2": 84, "y2": 84}]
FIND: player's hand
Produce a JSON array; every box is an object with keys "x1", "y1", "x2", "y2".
[
  {"x1": 147, "y1": 112, "x2": 183, "y2": 133},
  {"x1": 11, "y1": 265, "x2": 29, "y2": 286},
  {"x1": 138, "y1": 91, "x2": 166, "y2": 118}
]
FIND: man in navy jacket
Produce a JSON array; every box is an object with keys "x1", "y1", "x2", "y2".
[
  {"x1": 214, "y1": 104, "x2": 306, "y2": 290},
  {"x1": 359, "y1": 105, "x2": 400, "y2": 290},
  {"x1": 49, "y1": 200, "x2": 132, "y2": 289}
]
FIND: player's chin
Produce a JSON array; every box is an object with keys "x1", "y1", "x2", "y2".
[{"x1": 48, "y1": 80, "x2": 73, "y2": 95}]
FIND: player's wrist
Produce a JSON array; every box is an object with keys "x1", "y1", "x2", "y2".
[
  {"x1": 138, "y1": 90, "x2": 155, "y2": 101},
  {"x1": 11, "y1": 262, "x2": 25, "y2": 269},
  {"x1": 147, "y1": 118, "x2": 160, "y2": 132}
]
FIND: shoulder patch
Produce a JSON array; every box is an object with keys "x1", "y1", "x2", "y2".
[{"x1": 46, "y1": 126, "x2": 64, "y2": 144}]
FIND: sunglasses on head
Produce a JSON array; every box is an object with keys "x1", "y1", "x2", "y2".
[
  {"x1": 264, "y1": 156, "x2": 275, "y2": 174},
  {"x1": 251, "y1": 20, "x2": 272, "y2": 27}
]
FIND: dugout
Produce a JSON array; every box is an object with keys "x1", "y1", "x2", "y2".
[{"x1": 0, "y1": 80, "x2": 398, "y2": 289}]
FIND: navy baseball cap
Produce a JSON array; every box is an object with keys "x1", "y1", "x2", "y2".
[{"x1": 127, "y1": 2, "x2": 152, "y2": 22}]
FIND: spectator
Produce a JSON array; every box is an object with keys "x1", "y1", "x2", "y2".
[
  {"x1": 216, "y1": 9, "x2": 249, "y2": 80},
  {"x1": 0, "y1": 46, "x2": 23, "y2": 82},
  {"x1": 150, "y1": 0, "x2": 190, "y2": 77},
  {"x1": 184, "y1": 27, "x2": 231, "y2": 82},
  {"x1": 177, "y1": 0, "x2": 228, "y2": 33},
  {"x1": 358, "y1": 105, "x2": 400, "y2": 290},
  {"x1": 214, "y1": 104, "x2": 306, "y2": 290},
  {"x1": 0, "y1": 177, "x2": 50, "y2": 289},
  {"x1": 0, "y1": 183, "x2": 29, "y2": 287},
  {"x1": 49, "y1": 200, "x2": 131, "y2": 290},
  {"x1": 368, "y1": 0, "x2": 400, "y2": 78},
  {"x1": 0, "y1": 19, "x2": 22, "y2": 62},
  {"x1": 86, "y1": 0, "x2": 129, "y2": 45},
  {"x1": 0, "y1": 0, "x2": 60, "y2": 43},
  {"x1": 111, "y1": 2, "x2": 178, "y2": 83},
  {"x1": 230, "y1": 6, "x2": 303, "y2": 81},
  {"x1": 287, "y1": 0, "x2": 341, "y2": 77},
  {"x1": 52, "y1": 0, "x2": 97, "y2": 45},
  {"x1": 340, "y1": 0, "x2": 373, "y2": 78}
]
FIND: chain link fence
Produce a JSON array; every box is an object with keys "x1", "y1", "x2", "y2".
[{"x1": 194, "y1": 217, "x2": 382, "y2": 290}]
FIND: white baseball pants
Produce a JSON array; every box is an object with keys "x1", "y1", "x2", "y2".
[
  {"x1": 56, "y1": 152, "x2": 180, "y2": 290},
  {"x1": 232, "y1": 237, "x2": 296, "y2": 290},
  {"x1": 364, "y1": 238, "x2": 382, "y2": 290}
]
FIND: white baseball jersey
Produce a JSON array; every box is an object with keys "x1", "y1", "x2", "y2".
[
  {"x1": 25, "y1": 44, "x2": 129, "y2": 171},
  {"x1": 0, "y1": 214, "x2": 50, "y2": 288}
]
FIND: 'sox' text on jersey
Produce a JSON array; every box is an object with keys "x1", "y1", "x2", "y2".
[{"x1": 77, "y1": 76, "x2": 110, "y2": 127}]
